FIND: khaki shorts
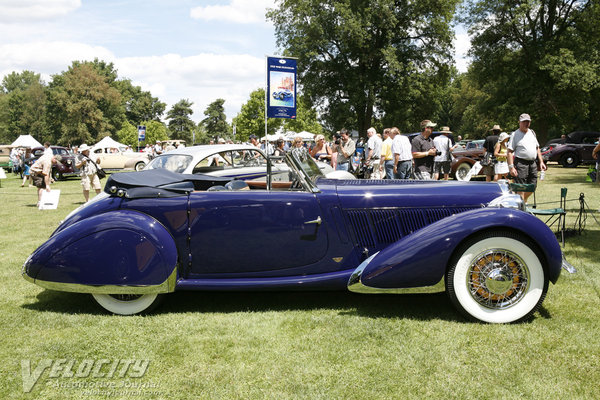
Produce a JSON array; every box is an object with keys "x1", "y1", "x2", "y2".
[
  {"x1": 32, "y1": 172, "x2": 46, "y2": 189},
  {"x1": 81, "y1": 174, "x2": 101, "y2": 191}
]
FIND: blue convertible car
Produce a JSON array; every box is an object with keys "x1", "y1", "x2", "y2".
[{"x1": 23, "y1": 151, "x2": 570, "y2": 323}]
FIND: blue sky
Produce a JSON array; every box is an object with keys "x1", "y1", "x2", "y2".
[{"x1": 0, "y1": 0, "x2": 470, "y2": 122}]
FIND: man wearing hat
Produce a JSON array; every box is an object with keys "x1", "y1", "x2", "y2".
[
  {"x1": 507, "y1": 113, "x2": 547, "y2": 202},
  {"x1": 433, "y1": 126, "x2": 457, "y2": 180},
  {"x1": 30, "y1": 154, "x2": 61, "y2": 207},
  {"x1": 411, "y1": 120, "x2": 438, "y2": 180},
  {"x1": 248, "y1": 134, "x2": 260, "y2": 148},
  {"x1": 153, "y1": 140, "x2": 163, "y2": 157},
  {"x1": 482, "y1": 124, "x2": 501, "y2": 181},
  {"x1": 75, "y1": 144, "x2": 102, "y2": 203}
]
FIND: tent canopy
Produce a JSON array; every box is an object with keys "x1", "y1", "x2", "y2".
[
  {"x1": 284, "y1": 131, "x2": 314, "y2": 141},
  {"x1": 10, "y1": 135, "x2": 43, "y2": 148},
  {"x1": 92, "y1": 136, "x2": 126, "y2": 150}
]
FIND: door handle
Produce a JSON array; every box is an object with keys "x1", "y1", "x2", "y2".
[{"x1": 305, "y1": 216, "x2": 322, "y2": 225}]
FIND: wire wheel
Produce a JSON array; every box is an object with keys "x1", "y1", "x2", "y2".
[
  {"x1": 467, "y1": 249, "x2": 529, "y2": 310},
  {"x1": 446, "y1": 232, "x2": 548, "y2": 323}
]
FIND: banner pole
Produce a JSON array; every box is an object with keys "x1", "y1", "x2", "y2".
[{"x1": 265, "y1": 55, "x2": 270, "y2": 190}]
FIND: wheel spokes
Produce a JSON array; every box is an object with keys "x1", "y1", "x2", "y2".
[{"x1": 467, "y1": 250, "x2": 530, "y2": 309}]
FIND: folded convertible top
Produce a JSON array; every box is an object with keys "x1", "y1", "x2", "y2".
[{"x1": 104, "y1": 169, "x2": 232, "y2": 198}]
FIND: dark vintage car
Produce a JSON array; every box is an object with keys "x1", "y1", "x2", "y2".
[
  {"x1": 541, "y1": 131, "x2": 600, "y2": 167},
  {"x1": 32, "y1": 146, "x2": 79, "y2": 181},
  {"x1": 23, "y1": 150, "x2": 571, "y2": 323},
  {"x1": 450, "y1": 140, "x2": 486, "y2": 180}
]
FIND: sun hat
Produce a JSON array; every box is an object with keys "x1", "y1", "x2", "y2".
[
  {"x1": 79, "y1": 144, "x2": 91, "y2": 152},
  {"x1": 440, "y1": 126, "x2": 452, "y2": 134},
  {"x1": 498, "y1": 132, "x2": 509, "y2": 142},
  {"x1": 491, "y1": 124, "x2": 501, "y2": 131}
]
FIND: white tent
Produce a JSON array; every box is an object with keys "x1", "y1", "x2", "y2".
[
  {"x1": 264, "y1": 133, "x2": 285, "y2": 141},
  {"x1": 92, "y1": 136, "x2": 126, "y2": 150},
  {"x1": 285, "y1": 130, "x2": 315, "y2": 141},
  {"x1": 11, "y1": 135, "x2": 43, "y2": 148}
]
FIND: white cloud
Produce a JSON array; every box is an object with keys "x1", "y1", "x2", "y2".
[
  {"x1": 0, "y1": 41, "x2": 265, "y2": 122},
  {"x1": 0, "y1": 41, "x2": 114, "y2": 81},
  {"x1": 190, "y1": 0, "x2": 276, "y2": 24},
  {"x1": 0, "y1": 0, "x2": 81, "y2": 23},
  {"x1": 117, "y1": 53, "x2": 265, "y2": 122}
]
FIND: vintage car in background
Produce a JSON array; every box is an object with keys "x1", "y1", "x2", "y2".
[
  {"x1": 91, "y1": 145, "x2": 150, "y2": 171},
  {"x1": 32, "y1": 146, "x2": 78, "y2": 181},
  {"x1": 541, "y1": 131, "x2": 600, "y2": 168},
  {"x1": 0, "y1": 145, "x2": 13, "y2": 170},
  {"x1": 451, "y1": 140, "x2": 486, "y2": 180},
  {"x1": 23, "y1": 150, "x2": 571, "y2": 323},
  {"x1": 144, "y1": 144, "x2": 351, "y2": 180}
]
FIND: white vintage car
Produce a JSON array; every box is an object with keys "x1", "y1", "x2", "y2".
[
  {"x1": 91, "y1": 145, "x2": 150, "y2": 171},
  {"x1": 143, "y1": 144, "x2": 353, "y2": 180}
]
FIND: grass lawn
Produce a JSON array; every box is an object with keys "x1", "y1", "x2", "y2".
[{"x1": 0, "y1": 165, "x2": 599, "y2": 399}]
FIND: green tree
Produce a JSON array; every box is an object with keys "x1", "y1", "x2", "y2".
[
  {"x1": 201, "y1": 99, "x2": 230, "y2": 138},
  {"x1": 0, "y1": 71, "x2": 47, "y2": 143},
  {"x1": 462, "y1": 0, "x2": 597, "y2": 141},
  {"x1": 115, "y1": 79, "x2": 166, "y2": 124},
  {"x1": 46, "y1": 63, "x2": 123, "y2": 146},
  {"x1": 115, "y1": 121, "x2": 138, "y2": 147},
  {"x1": 232, "y1": 88, "x2": 282, "y2": 142},
  {"x1": 281, "y1": 95, "x2": 324, "y2": 136},
  {"x1": 166, "y1": 99, "x2": 195, "y2": 143},
  {"x1": 267, "y1": 0, "x2": 460, "y2": 136},
  {"x1": 118, "y1": 120, "x2": 168, "y2": 149}
]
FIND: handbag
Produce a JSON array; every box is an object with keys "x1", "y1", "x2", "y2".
[
  {"x1": 84, "y1": 155, "x2": 107, "y2": 179},
  {"x1": 96, "y1": 167, "x2": 107, "y2": 179},
  {"x1": 481, "y1": 152, "x2": 493, "y2": 167}
]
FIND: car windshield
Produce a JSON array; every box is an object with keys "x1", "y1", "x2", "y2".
[
  {"x1": 285, "y1": 148, "x2": 324, "y2": 188},
  {"x1": 145, "y1": 154, "x2": 193, "y2": 173}
]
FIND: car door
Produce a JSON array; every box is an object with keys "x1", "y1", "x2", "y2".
[
  {"x1": 580, "y1": 133, "x2": 598, "y2": 162},
  {"x1": 187, "y1": 190, "x2": 328, "y2": 275}
]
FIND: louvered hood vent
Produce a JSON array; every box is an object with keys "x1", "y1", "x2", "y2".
[{"x1": 344, "y1": 207, "x2": 476, "y2": 248}]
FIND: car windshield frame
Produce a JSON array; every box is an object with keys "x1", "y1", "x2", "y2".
[{"x1": 280, "y1": 150, "x2": 323, "y2": 193}]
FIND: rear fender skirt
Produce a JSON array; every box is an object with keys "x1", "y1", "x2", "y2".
[
  {"x1": 23, "y1": 210, "x2": 178, "y2": 292},
  {"x1": 349, "y1": 208, "x2": 562, "y2": 292}
]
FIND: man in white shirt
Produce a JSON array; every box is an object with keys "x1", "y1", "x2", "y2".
[
  {"x1": 433, "y1": 126, "x2": 456, "y2": 180},
  {"x1": 391, "y1": 127, "x2": 413, "y2": 179},
  {"x1": 366, "y1": 127, "x2": 382, "y2": 178},
  {"x1": 507, "y1": 113, "x2": 546, "y2": 202}
]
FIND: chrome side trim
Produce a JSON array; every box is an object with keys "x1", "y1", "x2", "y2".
[
  {"x1": 347, "y1": 252, "x2": 445, "y2": 294},
  {"x1": 23, "y1": 267, "x2": 178, "y2": 295}
]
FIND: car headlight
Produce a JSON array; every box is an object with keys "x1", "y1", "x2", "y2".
[{"x1": 488, "y1": 193, "x2": 525, "y2": 211}]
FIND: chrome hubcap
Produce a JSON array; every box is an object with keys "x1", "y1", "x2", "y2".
[{"x1": 467, "y1": 249, "x2": 530, "y2": 309}]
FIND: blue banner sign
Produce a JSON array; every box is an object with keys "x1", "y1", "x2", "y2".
[
  {"x1": 137, "y1": 125, "x2": 146, "y2": 141},
  {"x1": 266, "y1": 57, "x2": 297, "y2": 119}
]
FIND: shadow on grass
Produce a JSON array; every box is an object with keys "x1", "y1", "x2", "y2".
[{"x1": 23, "y1": 289, "x2": 467, "y2": 322}]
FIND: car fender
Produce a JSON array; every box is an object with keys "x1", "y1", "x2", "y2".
[
  {"x1": 349, "y1": 208, "x2": 562, "y2": 291},
  {"x1": 23, "y1": 210, "x2": 178, "y2": 293}
]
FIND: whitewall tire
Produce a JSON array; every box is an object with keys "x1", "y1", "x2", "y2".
[
  {"x1": 92, "y1": 293, "x2": 162, "y2": 315},
  {"x1": 446, "y1": 232, "x2": 548, "y2": 323}
]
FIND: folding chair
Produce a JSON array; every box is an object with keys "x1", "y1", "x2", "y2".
[{"x1": 510, "y1": 184, "x2": 567, "y2": 247}]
